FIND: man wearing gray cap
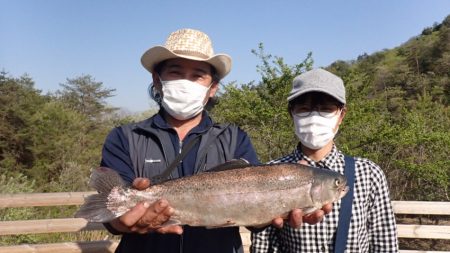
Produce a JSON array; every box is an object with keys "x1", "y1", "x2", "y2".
[{"x1": 251, "y1": 69, "x2": 398, "y2": 252}]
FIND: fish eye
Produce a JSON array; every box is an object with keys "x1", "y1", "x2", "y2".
[{"x1": 335, "y1": 178, "x2": 340, "y2": 186}]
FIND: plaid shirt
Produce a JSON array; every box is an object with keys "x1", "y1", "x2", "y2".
[{"x1": 251, "y1": 145, "x2": 398, "y2": 253}]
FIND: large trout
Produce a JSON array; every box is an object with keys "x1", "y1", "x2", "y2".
[{"x1": 75, "y1": 162, "x2": 348, "y2": 227}]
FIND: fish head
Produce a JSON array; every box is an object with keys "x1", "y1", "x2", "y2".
[{"x1": 310, "y1": 168, "x2": 348, "y2": 206}]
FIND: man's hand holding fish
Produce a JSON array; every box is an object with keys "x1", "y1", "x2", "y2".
[{"x1": 107, "y1": 177, "x2": 182, "y2": 235}]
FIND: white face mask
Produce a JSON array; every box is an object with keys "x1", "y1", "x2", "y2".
[
  {"x1": 293, "y1": 111, "x2": 340, "y2": 150},
  {"x1": 160, "y1": 78, "x2": 211, "y2": 120}
]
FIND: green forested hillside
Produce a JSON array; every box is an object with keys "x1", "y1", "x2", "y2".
[
  {"x1": 329, "y1": 16, "x2": 449, "y2": 201},
  {"x1": 212, "y1": 15, "x2": 450, "y2": 201},
  {"x1": 0, "y1": 15, "x2": 448, "y2": 204}
]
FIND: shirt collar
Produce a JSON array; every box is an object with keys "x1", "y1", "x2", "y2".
[{"x1": 295, "y1": 143, "x2": 341, "y2": 169}]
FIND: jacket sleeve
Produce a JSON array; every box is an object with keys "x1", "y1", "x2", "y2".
[
  {"x1": 100, "y1": 127, "x2": 136, "y2": 185},
  {"x1": 233, "y1": 127, "x2": 260, "y2": 165},
  {"x1": 100, "y1": 127, "x2": 136, "y2": 235}
]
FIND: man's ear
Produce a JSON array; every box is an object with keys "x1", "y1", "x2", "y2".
[
  {"x1": 337, "y1": 106, "x2": 347, "y2": 126},
  {"x1": 152, "y1": 73, "x2": 162, "y2": 90}
]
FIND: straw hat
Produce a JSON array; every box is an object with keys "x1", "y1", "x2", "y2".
[{"x1": 141, "y1": 29, "x2": 232, "y2": 79}]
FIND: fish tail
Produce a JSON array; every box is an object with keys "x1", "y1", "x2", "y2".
[{"x1": 75, "y1": 167, "x2": 125, "y2": 222}]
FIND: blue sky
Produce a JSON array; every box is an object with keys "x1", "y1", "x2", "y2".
[{"x1": 1, "y1": 1, "x2": 449, "y2": 112}]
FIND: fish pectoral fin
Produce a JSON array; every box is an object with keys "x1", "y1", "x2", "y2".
[
  {"x1": 161, "y1": 219, "x2": 182, "y2": 227},
  {"x1": 206, "y1": 220, "x2": 237, "y2": 229}
]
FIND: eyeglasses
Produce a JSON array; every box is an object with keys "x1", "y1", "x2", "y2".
[{"x1": 292, "y1": 104, "x2": 342, "y2": 118}]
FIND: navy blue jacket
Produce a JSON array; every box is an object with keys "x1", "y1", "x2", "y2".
[{"x1": 100, "y1": 111, "x2": 259, "y2": 253}]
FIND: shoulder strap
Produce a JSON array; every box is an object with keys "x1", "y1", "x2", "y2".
[
  {"x1": 151, "y1": 134, "x2": 202, "y2": 184},
  {"x1": 334, "y1": 155, "x2": 356, "y2": 253},
  {"x1": 221, "y1": 123, "x2": 239, "y2": 161}
]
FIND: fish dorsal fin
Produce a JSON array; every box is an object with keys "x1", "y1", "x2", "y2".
[
  {"x1": 207, "y1": 158, "x2": 251, "y2": 172},
  {"x1": 89, "y1": 167, "x2": 126, "y2": 193}
]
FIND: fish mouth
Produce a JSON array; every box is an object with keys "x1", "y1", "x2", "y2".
[{"x1": 339, "y1": 186, "x2": 349, "y2": 198}]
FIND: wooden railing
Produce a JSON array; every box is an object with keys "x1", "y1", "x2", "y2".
[{"x1": 0, "y1": 192, "x2": 449, "y2": 253}]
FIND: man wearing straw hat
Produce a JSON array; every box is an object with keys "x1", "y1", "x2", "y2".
[{"x1": 100, "y1": 28, "x2": 329, "y2": 253}]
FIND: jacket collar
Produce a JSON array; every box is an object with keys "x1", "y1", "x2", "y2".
[{"x1": 135, "y1": 109, "x2": 214, "y2": 134}]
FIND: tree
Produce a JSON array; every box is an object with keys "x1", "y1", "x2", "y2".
[
  {"x1": 27, "y1": 101, "x2": 95, "y2": 187},
  {"x1": 212, "y1": 44, "x2": 313, "y2": 162},
  {"x1": 0, "y1": 72, "x2": 119, "y2": 189},
  {"x1": 0, "y1": 72, "x2": 47, "y2": 174},
  {"x1": 57, "y1": 75, "x2": 117, "y2": 120}
]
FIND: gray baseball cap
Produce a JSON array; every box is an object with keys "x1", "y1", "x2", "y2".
[{"x1": 287, "y1": 68, "x2": 346, "y2": 104}]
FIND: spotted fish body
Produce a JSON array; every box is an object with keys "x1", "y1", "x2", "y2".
[{"x1": 76, "y1": 163, "x2": 348, "y2": 227}]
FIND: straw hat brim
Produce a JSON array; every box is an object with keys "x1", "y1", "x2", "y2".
[{"x1": 141, "y1": 46, "x2": 232, "y2": 79}]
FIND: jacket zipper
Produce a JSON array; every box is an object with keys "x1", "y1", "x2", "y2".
[
  {"x1": 178, "y1": 139, "x2": 184, "y2": 253},
  {"x1": 179, "y1": 139, "x2": 183, "y2": 177}
]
